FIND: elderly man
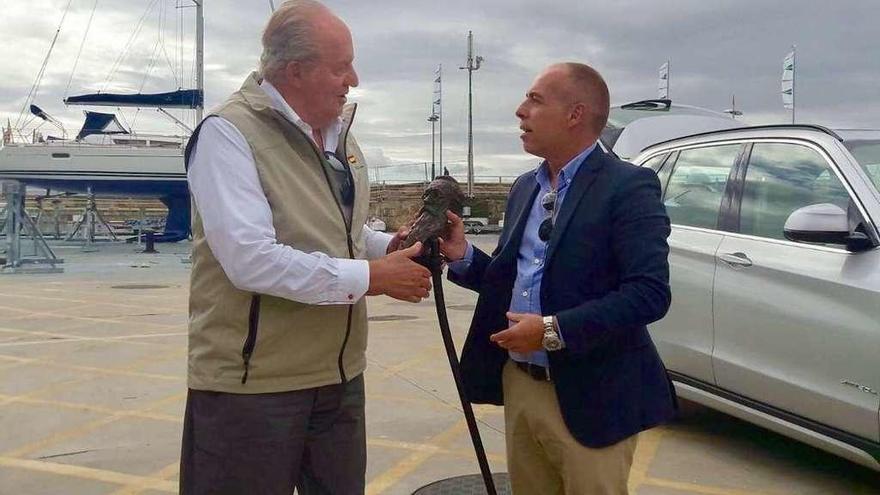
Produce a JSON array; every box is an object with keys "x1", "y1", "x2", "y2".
[
  {"x1": 442, "y1": 63, "x2": 677, "y2": 494},
  {"x1": 179, "y1": 1, "x2": 431, "y2": 493}
]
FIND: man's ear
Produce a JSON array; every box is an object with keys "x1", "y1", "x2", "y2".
[
  {"x1": 568, "y1": 102, "x2": 586, "y2": 128},
  {"x1": 283, "y1": 61, "x2": 303, "y2": 86}
]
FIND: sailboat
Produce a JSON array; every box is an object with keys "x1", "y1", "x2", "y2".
[{"x1": 0, "y1": 1, "x2": 205, "y2": 242}]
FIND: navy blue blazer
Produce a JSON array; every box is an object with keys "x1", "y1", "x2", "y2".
[{"x1": 449, "y1": 147, "x2": 677, "y2": 448}]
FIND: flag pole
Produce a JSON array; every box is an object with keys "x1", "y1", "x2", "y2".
[{"x1": 791, "y1": 45, "x2": 796, "y2": 124}]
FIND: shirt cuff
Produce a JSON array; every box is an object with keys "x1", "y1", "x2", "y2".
[
  {"x1": 334, "y1": 259, "x2": 370, "y2": 303},
  {"x1": 446, "y1": 242, "x2": 474, "y2": 276}
]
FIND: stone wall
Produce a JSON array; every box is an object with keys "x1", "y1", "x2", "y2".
[
  {"x1": 12, "y1": 182, "x2": 514, "y2": 235},
  {"x1": 369, "y1": 182, "x2": 512, "y2": 230}
]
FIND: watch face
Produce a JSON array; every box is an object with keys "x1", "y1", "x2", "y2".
[{"x1": 542, "y1": 332, "x2": 562, "y2": 351}]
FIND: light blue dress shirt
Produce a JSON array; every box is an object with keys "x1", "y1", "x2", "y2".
[{"x1": 451, "y1": 142, "x2": 596, "y2": 367}]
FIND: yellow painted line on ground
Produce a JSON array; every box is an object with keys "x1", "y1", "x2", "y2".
[
  {"x1": 0, "y1": 394, "x2": 182, "y2": 423},
  {"x1": 366, "y1": 393, "x2": 459, "y2": 412},
  {"x1": 0, "y1": 291, "x2": 176, "y2": 313},
  {"x1": 0, "y1": 327, "x2": 185, "y2": 349},
  {"x1": 0, "y1": 456, "x2": 177, "y2": 493},
  {"x1": 0, "y1": 375, "x2": 100, "y2": 408},
  {"x1": 0, "y1": 304, "x2": 179, "y2": 330},
  {"x1": 0, "y1": 354, "x2": 182, "y2": 381},
  {"x1": 627, "y1": 427, "x2": 664, "y2": 492},
  {"x1": 366, "y1": 411, "x2": 494, "y2": 495},
  {"x1": 643, "y1": 476, "x2": 791, "y2": 495},
  {"x1": 1, "y1": 347, "x2": 186, "y2": 457},
  {"x1": 376, "y1": 347, "x2": 444, "y2": 379},
  {"x1": 367, "y1": 438, "x2": 506, "y2": 463},
  {"x1": 623, "y1": 427, "x2": 793, "y2": 495},
  {"x1": 3, "y1": 391, "x2": 186, "y2": 458},
  {"x1": 3, "y1": 414, "x2": 132, "y2": 458},
  {"x1": 109, "y1": 461, "x2": 180, "y2": 495}
]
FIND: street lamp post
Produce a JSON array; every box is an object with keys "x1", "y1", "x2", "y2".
[
  {"x1": 428, "y1": 113, "x2": 439, "y2": 179},
  {"x1": 460, "y1": 31, "x2": 483, "y2": 198}
]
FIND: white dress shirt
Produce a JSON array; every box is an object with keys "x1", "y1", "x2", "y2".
[{"x1": 187, "y1": 80, "x2": 392, "y2": 305}]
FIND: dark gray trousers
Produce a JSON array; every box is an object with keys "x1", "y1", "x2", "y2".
[{"x1": 179, "y1": 374, "x2": 366, "y2": 495}]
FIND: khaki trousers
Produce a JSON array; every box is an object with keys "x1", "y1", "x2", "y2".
[{"x1": 502, "y1": 360, "x2": 638, "y2": 495}]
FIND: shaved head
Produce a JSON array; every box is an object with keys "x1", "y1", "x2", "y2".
[
  {"x1": 547, "y1": 62, "x2": 610, "y2": 134},
  {"x1": 516, "y1": 62, "x2": 610, "y2": 168}
]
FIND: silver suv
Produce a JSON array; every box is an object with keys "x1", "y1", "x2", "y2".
[{"x1": 633, "y1": 125, "x2": 880, "y2": 471}]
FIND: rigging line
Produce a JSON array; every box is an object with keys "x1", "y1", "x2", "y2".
[
  {"x1": 138, "y1": 0, "x2": 162, "y2": 93},
  {"x1": 64, "y1": 0, "x2": 100, "y2": 99},
  {"x1": 131, "y1": 107, "x2": 141, "y2": 131},
  {"x1": 138, "y1": 37, "x2": 163, "y2": 92},
  {"x1": 116, "y1": 107, "x2": 134, "y2": 134},
  {"x1": 15, "y1": 0, "x2": 75, "y2": 130},
  {"x1": 158, "y1": 0, "x2": 180, "y2": 87},
  {"x1": 102, "y1": 0, "x2": 161, "y2": 92}
]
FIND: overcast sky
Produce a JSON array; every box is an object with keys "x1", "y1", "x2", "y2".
[{"x1": 1, "y1": 0, "x2": 878, "y2": 180}]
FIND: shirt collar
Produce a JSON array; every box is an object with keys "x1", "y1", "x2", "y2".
[
  {"x1": 534, "y1": 141, "x2": 597, "y2": 191},
  {"x1": 259, "y1": 79, "x2": 343, "y2": 152}
]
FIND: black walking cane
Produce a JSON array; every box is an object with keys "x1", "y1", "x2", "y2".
[
  {"x1": 401, "y1": 176, "x2": 501, "y2": 495},
  {"x1": 423, "y1": 237, "x2": 497, "y2": 495}
]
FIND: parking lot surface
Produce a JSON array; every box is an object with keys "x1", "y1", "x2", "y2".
[{"x1": 0, "y1": 236, "x2": 877, "y2": 494}]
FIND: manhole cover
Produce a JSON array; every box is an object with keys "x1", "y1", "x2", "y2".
[
  {"x1": 413, "y1": 473, "x2": 511, "y2": 494},
  {"x1": 111, "y1": 284, "x2": 170, "y2": 290},
  {"x1": 447, "y1": 304, "x2": 476, "y2": 311},
  {"x1": 368, "y1": 315, "x2": 419, "y2": 322}
]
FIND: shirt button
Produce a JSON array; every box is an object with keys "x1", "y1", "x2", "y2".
[
  {"x1": 534, "y1": 258, "x2": 541, "y2": 265},
  {"x1": 522, "y1": 290, "x2": 529, "y2": 297},
  {"x1": 348, "y1": 294, "x2": 354, "y2": 300}
]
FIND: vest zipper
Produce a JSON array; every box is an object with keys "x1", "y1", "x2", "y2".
[
  {"x1": 241, "y1": 294, "x2": 261, "y2": 384},
  {"x1": 300, "y1": 114, "x2": 357, "y2": 385}
]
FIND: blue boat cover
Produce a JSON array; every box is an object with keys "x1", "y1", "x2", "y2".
[
  {"x1": 75, "y1": 111, "x2": 129, "y2": 141},
  {"x1": 65, "y1": 89, "x2": 203, "y2": 109}
]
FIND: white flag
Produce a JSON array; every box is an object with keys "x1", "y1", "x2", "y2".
[
  {"x1": 658, "y1": 61, "x2": 669, "y2": 100},
  {"x1": 432, "y1": 65, "x2": 442, "y2": 116},
  {"x1": 781, "y1": 50, "x2": 795, "y2": 109}
]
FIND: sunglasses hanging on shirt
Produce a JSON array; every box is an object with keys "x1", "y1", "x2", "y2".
[
  {"x1": 538, "y1": 189, "x2": 557, "y2": 242},
  {"x1": 323, "y1": 151, "x2": 354, "y2": 208}
]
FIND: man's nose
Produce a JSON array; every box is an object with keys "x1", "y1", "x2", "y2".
[
  {"x1": 347, "y1": 67, "x2": 359, "y2": 88},
  {"x1": 515, "y1": 102, "x2": 527, "y2": 119}
]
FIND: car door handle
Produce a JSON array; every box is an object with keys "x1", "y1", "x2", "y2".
[{"x1": 719, "y1": 252, "x2": 753, "y2": 267}]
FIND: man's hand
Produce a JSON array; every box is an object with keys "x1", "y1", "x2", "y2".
[
  {"x1": 367, "y1": 242, "x2": 432, "y2": 302},
  {"x1": 489, "y1": 312, "x2": 544, "y2": 353},
  {"x1": 438, "y1": 210, "x2": 467, "y2": 261},
  {"x1": 386, "y1": 225, "x2": 410, "y2": 254}
]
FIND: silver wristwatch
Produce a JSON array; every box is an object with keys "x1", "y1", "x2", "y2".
[{"x1": 542, "y1": 316, "x2": 563, "y2": 352}]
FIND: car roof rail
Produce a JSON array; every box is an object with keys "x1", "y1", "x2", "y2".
[
  {"x1": 640, "y1": 123, "x2": 843, "y2": 154},
  {"x1": 620, "y1": 99, "x2": 672, "y2": 111}
]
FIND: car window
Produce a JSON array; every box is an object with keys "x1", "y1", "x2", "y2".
[
  {"x1": 740, "y1": 143, "x2": 851, "y2": 240},
  {"x1": 640, "y1": 153, "x2": 671, "y2": 195},
  {"x1": 843, "y1": 139, "x2": 880, "y2": 191},
  {"x1": 664, "y1": 144, "x2": 740, "y2": 229},
  {"x1": 642, "y1": 153, "x2": 667, "y2": 172}
]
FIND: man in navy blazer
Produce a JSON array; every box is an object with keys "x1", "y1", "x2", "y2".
[{"x1": 442, "y1": 63, "x2": 676, "y2": 494}]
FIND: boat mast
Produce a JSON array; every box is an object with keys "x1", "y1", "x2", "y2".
[{"x1": 194, "y1": 0, "x2": 204, "y2": 124}]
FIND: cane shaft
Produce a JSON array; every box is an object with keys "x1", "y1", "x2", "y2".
[{"x1": 428, "y1": 239, "x2": 497, "y2": 495}]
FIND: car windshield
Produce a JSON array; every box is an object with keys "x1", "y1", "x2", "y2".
[{"x1": 843, "y1": 139, "x2": 880, "y2": 192}]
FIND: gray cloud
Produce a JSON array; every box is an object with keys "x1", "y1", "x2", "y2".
[{"x1": 2, "y1": 0, "x2": 878, "y2": 179}]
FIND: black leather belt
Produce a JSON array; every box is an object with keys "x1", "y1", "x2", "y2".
[{"x1": 515, "y1": 360, "x2": 552, "y2": 382}]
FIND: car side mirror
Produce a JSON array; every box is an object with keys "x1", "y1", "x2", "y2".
[{"x1": 784, "y1": 203, "x2": 876, "y2": 252}]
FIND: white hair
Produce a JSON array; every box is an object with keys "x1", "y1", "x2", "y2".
[{"x1": 259, "y1": 0, "x2": 328, "y2": 83}]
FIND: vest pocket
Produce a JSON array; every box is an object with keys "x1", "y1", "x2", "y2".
[{"x1": 241, "y1": 295, "x2": 262, "y2": 384}]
